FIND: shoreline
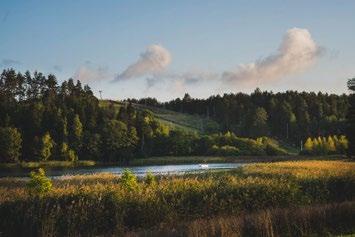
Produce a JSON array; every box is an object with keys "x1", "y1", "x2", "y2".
[{"x1": 0, "y1": 155, "x2": 347, "y2": 173}]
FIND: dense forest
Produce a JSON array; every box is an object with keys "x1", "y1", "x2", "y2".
[
  {"x1": 0, "y1": 69, "x2": 162, "y2": 163},
  {"x1": 0, "y1": 69, "x2": 352, "y2": 163},
  {"x1": 133, "y1": 89, "x2": 349, "y2": 145}
]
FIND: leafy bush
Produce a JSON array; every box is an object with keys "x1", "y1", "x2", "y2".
[
  {"x1": 145, "y1": 171, "x2": 157, "y2": 186},
  {"x1": 26, "y1": 168, "x2": 52, "y2": 196},
  {"x1": 120, "y1": 169, "x2": 138, "y2": 190},
  {"x1": 209, "y1": 145, "x2": 239, "y2": 156}
]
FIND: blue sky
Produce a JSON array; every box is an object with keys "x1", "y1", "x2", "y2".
[{"x1": 0, "y1": 0, "x2": 354, "y2": 101}]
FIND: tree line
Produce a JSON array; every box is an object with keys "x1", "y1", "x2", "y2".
[
  {"x1": 0, "y1": 69, "x2": 290, "y2": 163},
  {"x1": 1, "y1": 69, "x2": 354, "y2": 162},
  {"x1": 0, "y1": 69, "x2": 164, "y2": 163},
  {"x1": 133, "y1": 89, "x2": 349, "y2": 147}
]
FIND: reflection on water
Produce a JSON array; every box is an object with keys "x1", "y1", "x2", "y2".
[{"x1": 1, "y1": 163, "x2": 243, "y2": 178}]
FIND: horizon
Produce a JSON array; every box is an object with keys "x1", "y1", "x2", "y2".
[{"x1": 1, "y1": 1, "x2": 354, "y2": 101}]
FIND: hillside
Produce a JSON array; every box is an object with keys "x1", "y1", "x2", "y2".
[{"x1": 100, "y1": 100, "x2": 220, "y2": 134}]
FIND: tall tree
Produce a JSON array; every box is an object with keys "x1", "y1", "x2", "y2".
[
  {"x1": 0, "y1": 127, "x2": 22, "y2": 162},
  {"x1": 248, "y1": 107, "x2": 269, "y2": 137},
  {"x1": 40, "y1": 132, "x2": 54, "y2": 161},
  {"x1": 346, "y1": 78, "x2": 355, "y2": 157}
]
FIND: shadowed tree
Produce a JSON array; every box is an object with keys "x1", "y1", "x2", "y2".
[
  {"x1": 346, "y1": 78, "x2": 355, "y2": 157},
  {"x1": 0, "y1": 127, "x2": 22, "y2": 162}
]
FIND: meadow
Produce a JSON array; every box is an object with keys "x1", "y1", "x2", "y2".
[{"x1": 0, "y1": 160, "x2": 354, "y2": 236}]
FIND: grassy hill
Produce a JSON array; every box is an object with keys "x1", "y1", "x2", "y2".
[
  {"x1": 99, "y1": 100, "x2": 220, "y2": 134},
  {"x1": 99, "y1": 100, "x2": 298, "y2": 154}
]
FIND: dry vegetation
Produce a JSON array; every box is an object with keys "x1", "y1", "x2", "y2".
[{"x1": 0, "y1": 160, "x2": 354, "y2": 236}]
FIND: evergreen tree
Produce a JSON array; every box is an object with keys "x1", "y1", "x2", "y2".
[
  {"x1": 69, "y1": 114, "x2": 83, "y2": 153},
  {"x1": 0, "y1": 127, "x2": 22, "y2": 162},
  {"x1": 326, "y1": 136, "x2": 336, "y2": 153},
  {"x1": 248, "y1": 107, "x2": 269, "y2": 137},
  {"x1": 304, "y1": 137, "x2": 314, "y2": 154},
  {"x1": 346, "y1": 78, "x2": 355, "y2": 157}
]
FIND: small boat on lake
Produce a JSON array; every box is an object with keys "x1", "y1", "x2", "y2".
[{"x1": 199, "y1": 164, "x2": 209, "y2": 168}]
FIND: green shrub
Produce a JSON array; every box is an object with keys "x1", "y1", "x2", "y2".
[
  {"x1": 145, "y1": 171, "x2": 157, "y2": 186},
  {"x1": 26, "y1": 168, "x2": 52, "y2": 196},
  {"x1": 120, "y1": 169, "x2": 138, "y2": 190},
  {"x1": 209, "y1": 145, "x2": 239, "y2": 156}
]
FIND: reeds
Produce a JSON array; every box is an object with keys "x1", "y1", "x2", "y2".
[{"x1": 0, "y1": 160, "x2": 354, "y2": 236}]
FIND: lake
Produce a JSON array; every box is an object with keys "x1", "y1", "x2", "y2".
[{"x1": 0, "y1": 163, "x2": 244, "y2": 178}]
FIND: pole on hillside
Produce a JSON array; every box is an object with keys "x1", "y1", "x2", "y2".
[
  {"x1": 286, "y1": 123, "x2": 289, "y2": 140},
  {"x1": 99, "y1": 90, "x2": 103, "y2": 100}
]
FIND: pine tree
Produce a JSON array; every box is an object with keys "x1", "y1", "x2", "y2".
[
  {"x1": 313, "y1": 138, "x2": 320, "y2": 153},
  {"x1": 0, "y1": 127, "x2": 22, "y2": 162},
  {"x1": 326, "y1": 136, "x2": 336, "y2": 153},
  {"x1": 69, "y1": 114, "x2": 83, "y2": 153},
  {"x1": 338, "y1": 135, "x2": 349, "y2": 154},
  {"x1": 346, "y1": 78, "x2": 355, "y2": 157}
]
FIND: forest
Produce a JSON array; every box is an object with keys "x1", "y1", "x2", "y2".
[
  {"x1": 133, "y1": 90, "x2": 348, "y2": 143},
  {"x1": 0, "y1": 69, "x2": 353, "y2": 164}
]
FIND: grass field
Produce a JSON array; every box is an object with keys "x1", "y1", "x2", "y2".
[
  {"x1": 100, "y1": 100, "x2": 220, "y2": 133},
  {"x1": 0, "y1": 160, "x2": 354, "y2": 236}
]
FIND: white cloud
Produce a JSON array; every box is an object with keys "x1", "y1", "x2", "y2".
[
  {"x1": 73, "y1": 65, "x2": 109, "y2": 82},
  {"x1": 222, "y1": 28, "x2": 322, "y2": 86},
  {"x1": 114, "y1": 44, "x2": 171, "y2": 81}
]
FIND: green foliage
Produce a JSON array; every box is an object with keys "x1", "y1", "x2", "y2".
[
  {"x1": 120, "y1": 169, "x2": 138, "y2": 190},
  {"x1": 302, "y1": 135, "x2": 348, "y2": 155},
  {"x1": 0, "y1": 68, "x2": 349, "y2": 162},
  {"x1": 157, "y1": 89, "x2": 348, "y2": 143},
  {"x1": 209, "y1": 145, "x2": 239, "y2": 156},
  {"x1": 60, "y1": 143, "x2": 78, "y2": 162},
  {"x1": 304, "y1": 137, "x2": 313, "y2": 153},
  {"x1": 39, "y1": 132, "x2": 54, "y2": 161},
  {"x1": 347, "y1": 78, "x2": 355, "y2": 157},
  {"x1": 26, "y1": 168, "x2": 52, "y2": 196},
  {"x1": 145, "y1": 171, "x2": 157, "y2": 186},
  {"x1": 69, "y1": 114, "x2": 83, "y2": 152},
  {"x1": 248, "y1": 107, "x2": 269, "y2": 137},
  {"x1": 0, "y1": 127, "x2": 22, "y2": 162},
  {"x1": 101, "y1": 120, "x2": 138, "y2": 161}
]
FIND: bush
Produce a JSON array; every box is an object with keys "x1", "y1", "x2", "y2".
[
  {"x1": 145, "y1": 171, "x2": 157, "y2": 186},
  {"x1": 209, "y1": 145, "x2": 239, "y2": 156},
  {"x1": 26, "y1": 168, "x2": 52, "y2": 196},
  {"x1": 120, "y1": 169, "x2": 138, "y2": 190}
]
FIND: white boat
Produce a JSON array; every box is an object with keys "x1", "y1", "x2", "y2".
[{"x1": 199, "y1": 164, "x2": 209, "y2": 168}]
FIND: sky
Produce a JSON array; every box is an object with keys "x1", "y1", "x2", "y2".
[{"x1": 0, "y1": 0, "x2": 354, "y2": 101}]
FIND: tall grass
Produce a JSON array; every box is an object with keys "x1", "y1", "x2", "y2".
[
  {"x1": 130, "y1": 201, "x2": 355, "y2": 237},
  {"x1": 0, "y1": 161, "x2": 354, "y2": 236}
]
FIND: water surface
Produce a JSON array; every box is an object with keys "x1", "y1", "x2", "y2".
[{"x1": 1, "y1": 163, "x2": 243, "y2": 178}]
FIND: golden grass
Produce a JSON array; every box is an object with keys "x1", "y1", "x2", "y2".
[
  {"x1": 242, "y1": 160, "x2": 355, "y2": 179},
  {"x1": 0, "y1": 160, "x2": 354, "y2": 236}
]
